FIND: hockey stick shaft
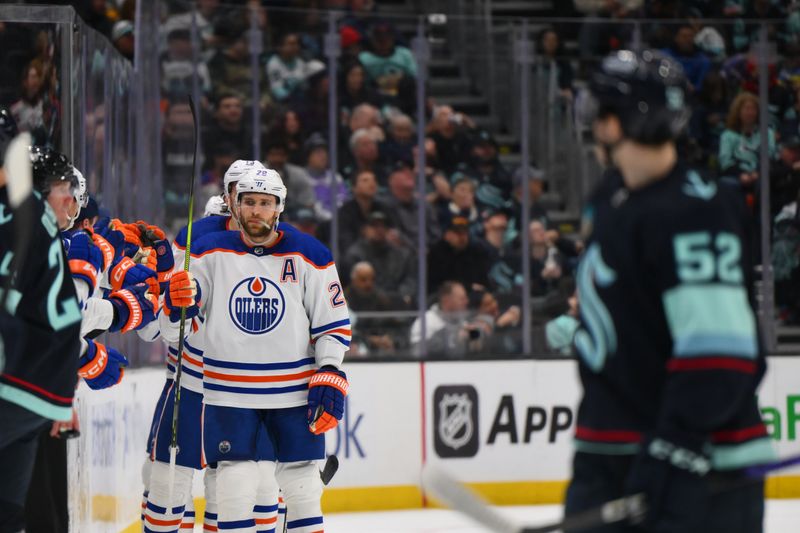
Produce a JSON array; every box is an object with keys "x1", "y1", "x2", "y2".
[
  {"x1": 167, "y1": 95, "x2": 198, "y2": 501},
  {"x1": 424, "y1": 451, "x2": 800, "y2": 533},
  {"x1": 0, "y1": 133, "x2": 32, "y2": 312}
]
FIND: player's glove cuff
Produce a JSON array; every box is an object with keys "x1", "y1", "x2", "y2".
[{"x1": 307, "y1": 366, "x2": 349, "y2": 435}]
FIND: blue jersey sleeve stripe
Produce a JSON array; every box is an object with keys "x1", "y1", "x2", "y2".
[
  {"x1": 310, "y1": 318, "x2": 351, "y2": 335},
  {"x1": 203, "y1": 382, "x2": 309, "y2": 395},
  {"x1": 254, "y1": 504, "x2": 279, "y2": 513},
  {"x1": 328, "y1": 334, "x2": 351, "y2": 347},
  {"x1": 203, "y1": 356, "x2": 315, "y2": 371}
]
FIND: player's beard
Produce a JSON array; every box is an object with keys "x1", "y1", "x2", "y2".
[{"x1": 241, "y1": 214, "x2": 278, "y2": 245}]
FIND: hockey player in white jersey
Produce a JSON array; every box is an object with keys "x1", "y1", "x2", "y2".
[
  {"x1": 143, "y1": 160, "x2": 287, "y2": 533},
  {"x1": 160, "y1": 168, "x2": 350, "y2": 533}
]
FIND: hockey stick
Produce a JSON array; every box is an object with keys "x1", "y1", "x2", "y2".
[
  {"x1": 422, "y1": 452, "x2": 800, "y2": 533},
  {"x1": 0, "y1": 132, "x2": 32, "y2": 312},
  {"x1": 167, "y1": 96, "x2": 199, "y2": 503}
]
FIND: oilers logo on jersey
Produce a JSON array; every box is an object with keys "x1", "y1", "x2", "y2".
[{"x1": 228, "y1": 276, "x2": 285, "y2": 334}]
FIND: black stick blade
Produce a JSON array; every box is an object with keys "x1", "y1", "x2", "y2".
[{"x1": 321, "y1": 455, "x2": 339, "y2": 486}]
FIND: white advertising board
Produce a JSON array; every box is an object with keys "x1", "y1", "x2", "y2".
[
  {"x1": 423, "y1": 360, "x2": 581, "y2": 482},
  {"x1": 67, "y1": 356, "x2": 800, "y2": 528}
]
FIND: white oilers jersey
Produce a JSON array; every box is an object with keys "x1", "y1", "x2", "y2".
[{"x1": 172, "y1": 228, "x2": 350, "y2": 409}]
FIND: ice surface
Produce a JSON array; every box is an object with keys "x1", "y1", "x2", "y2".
[{"x1": 191, "y1": 501, "x2": 800, "y2": 532}]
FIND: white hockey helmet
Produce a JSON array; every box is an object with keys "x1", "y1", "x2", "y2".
[
  {"x1": 204, "y1": 194, "x2": 227, "y2": 216},
  {"x1": 73, "y1": 167, "x2": 88, "y2": 209},
  {"x1": 223, "y1": 159, "x2": 266, "y2": 198},
  {"x1": 235, "y1": 168, "x2": 287, "y2": 213}
]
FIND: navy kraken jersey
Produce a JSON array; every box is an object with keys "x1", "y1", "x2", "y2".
[
  {"x1": 573, "y1": 162, "x2": 774, "y2": 470},
  {"x1": 0, "y1": 189, "x2": 81, "y2": 421}
]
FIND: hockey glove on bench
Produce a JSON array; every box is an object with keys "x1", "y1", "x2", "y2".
[
  {"x1": 107, "y1": 283, "x2": 158, "y2": 333},
  {"x1": 307, "y1": 366, "x2": 349, "y2": 435},
  {"x1": 66, "y1": 231, "x2": 103, "y2": 290},
  {"x1": 79, "y1": 340, "x2": 128, "y2": 390}
]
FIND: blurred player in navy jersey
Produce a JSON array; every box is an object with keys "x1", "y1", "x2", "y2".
[{"x1": 565, "y1": 50, "x2": 775, "y2": 532}]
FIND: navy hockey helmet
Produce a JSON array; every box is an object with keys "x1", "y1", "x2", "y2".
[
  {"x1": 578, "y1": 49, "x2": 690, "y2": 145},
  {"x1": 0, "y1": 107, "x2": 19, "y2": 167},
  {"x1": 30, "y1": 146, "x2": 78, "y2": 198}
]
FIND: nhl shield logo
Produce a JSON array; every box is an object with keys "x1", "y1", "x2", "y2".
[
  {"x1": 438, "y1": 393, "x2": 474, "y2": 450},
  {"x1": 433, "y1": 385, "x2": 479, "y2": 458},
  {"x1": 228, "y1": 276, "x2": 286, "y2": 334}
]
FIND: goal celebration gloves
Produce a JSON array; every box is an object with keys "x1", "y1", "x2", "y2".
[
  {"x1": 164, "y1": 271, "x2": 201, "y2": 321},
  {"x1": 92, "y1": 217, "x2": 126, "y2": 262},
  {"x1": 66, "y1": 231, "x2": 103, "y2": 290},
  {"x1": 107, "y1": 283, "x2": 158, "y2": 333},
  {"x1": 109, "y1": 255, "x2": 156, "y2": 292},
  {"x1": 78, "y1": 340, "x2": 128, "y2": 390},
  {"x1": 152, "y1": 239, "x2": 175, "y2": 293},
  {"x1": 307, "y1": 365, "x2": 349, "y2": 435}
]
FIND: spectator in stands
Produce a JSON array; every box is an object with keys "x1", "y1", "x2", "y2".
[
  {"x1": 379, "y1": 113, "x2": 415, "y2": 166},
  {"x1": 478, "y1": 209, "x2": 512, "y2": 262},
  {"x1": 162, "y1": 99, "x2": 197, "y2": 228},
  {"x1": 161, "y1": 0, "x2": 221, "y2": 51},
  {"x1": 719, "y1": 92, "x2": 777, "y2": 192},
  {"x1": 10, "y1": 58, "x2": 50, "y2": 140},
  {"x1": 77, "y1": 0, "x2": 114, "y2": 37},
  {"x1": 269, "y1": 109, "x2": 306, "y2": 165},
  {"x1": 358, "y1": 21, "x2": 418, "y2": 114},
  {"x1": 347, "y1": 103, "x2": 382, "y2": 134},
  {"x1": 538, "y1": 28, "x2": 575, "y2": 98},
  {"x1": 687, "y1": 7, "x2": 726, "y2": 61},
  {"x1": 199, "y1": 141, "x2": 239, "y2": 212},
  {"x1": 111, "y1": 20, "x2": 135, "y2": 61},
  {"x1": 468, "y1": 129, "x2": 512, "y2": 212},
  {"x1": 343, "y1": 210, "x2": 416, "y2": 306},
  {"x1": 427, "y1": 214, "x2": 493, "y2": 296},
  {"x1": 728, "y1": 0, "x2": 786, "y2": 54},
  {"x1": 264, "y1": 136, "x2": 316, "y2": 212},
  {"x1": 578, "y1": 0, "x2": 635, "y2": 68},
  {"x1": 267, "y1": 32, "x2": 310, "y2": 103},
  {"x1": 303, "y1": 133, "x2": 348, "y2": 221},
  {"x1": 522, "y1": 220, "x2": 566, "y2": 297},
  {"x1": 341, "y1": 0, "x2": 379, "y2": 50},
  {"x1": 208, "y1": 14, "x2": 270, "y2": 112},
  {"x1": 340, "y1": 26, "x2": 364, "y2": 64},
  {"x1": 338, "y1": 170, "x2": 389, "y2": 253},
  {"x1": 342, "y1": 128, "x2": 383, "y2": 184},
  {"x1": 161, "y1": 28, "x2": 212, "y2": 102},
  {"x1": 290, "y1": 207, "x2": 326, "y2": 242},
  {"x1": 410, "y1": 280, "x2": 471, "y2": 358},
  {"x1": 202, "y1": 92, "x2": 252, "y2": 165},
  {"x1": 340, "y1": 61, "x2": 381, "y2": 124},
  {"x1": 662, "y1": 24, "x2": 711, "y2": 92},
  {"x1": 690, "y1": 69, "x2": 729, "y2": 165},
  {"x1": 508, "y1": 165, "x2": 549, "y2": 243},
  {"x1": 383, "y1": 161, "x2": 441, "y2": 249},
  {"x1": 292, "y1": 61, "x2": 329, "y2": 136},
  {"x1": 345, "y1": 261, "x2": 397, "y2": 357},
  {"x1": 470, "y1": 289, "x2": 522, "y2": 355},
  {"x1": 546, "y1": 289, "x2": 580, "y2": 355},
  {"x1": 428, "y1": 105, "x2": 476, "y2": 175},
  {"x1": 437, "y1": 173, "x2": 481, "y2": 237}
]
